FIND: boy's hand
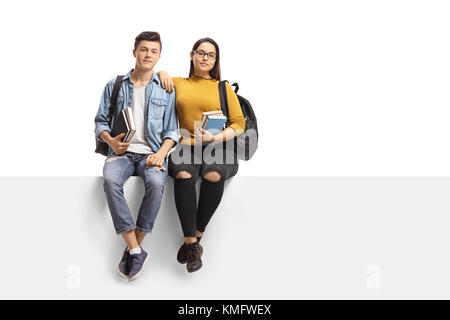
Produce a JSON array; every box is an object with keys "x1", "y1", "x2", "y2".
[
  {"x1": 146, "y1": 152, "x2": 165, "y2": 168},
  {"x1": 108, "y1": 133, "x2": 130, "y2": 155}
]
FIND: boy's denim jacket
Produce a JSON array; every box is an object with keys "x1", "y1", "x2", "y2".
[{"x1": 94, "y1": 69, "x2": 179, "y2": 160}]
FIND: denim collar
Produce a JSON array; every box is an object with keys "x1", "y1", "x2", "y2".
[{"x1": 123, "y1": 69, "x2": 160, "y2": 85}]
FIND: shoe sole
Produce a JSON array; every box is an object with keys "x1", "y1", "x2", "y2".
[
  {"x1": 128, "y1": 254, "x2": 149, "y2": 282},
  {"x1": 187, "y1": 260, "x2": 203, "y2": 273},
  {"x1": 116, "y1": 265, "x2": 129, "y2": 280}
]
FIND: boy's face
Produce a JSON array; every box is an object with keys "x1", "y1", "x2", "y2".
[{"x1": 133, "y1": 40, "x2": 161, "y2": 71}]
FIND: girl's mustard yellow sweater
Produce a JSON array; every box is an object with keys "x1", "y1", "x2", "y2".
[{"x1": 173, "y1": 76, "x2": 245, "y2": 145}]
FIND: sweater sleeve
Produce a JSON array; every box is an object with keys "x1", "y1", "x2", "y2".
[{"x1": 225, "y1": 82, "x2": 245, "y2": 135}]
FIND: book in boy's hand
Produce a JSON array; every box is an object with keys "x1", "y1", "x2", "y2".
[
  {"x1": 123, "y1": 107, "x2": 136, "y2": 142},
  {"x1": 201, "y1": 111, "x2": 227, "y2": 135},
  {"x1": 111, "y1": 107, "x2": 136, "y2": 142}
]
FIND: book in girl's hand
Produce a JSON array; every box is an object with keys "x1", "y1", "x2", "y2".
[
  {"x1": 111, "y1": 107, "x2": 136, "y2": 142},
  {"x1": 200, "y1": 110, "x2": 223, "y2": 122},
  {"x1": 201, "y1": 111, "x2": 227, "y2": 135}
]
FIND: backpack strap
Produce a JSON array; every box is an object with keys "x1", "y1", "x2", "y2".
[
  {"x1": 106, "y1": 75, "x2": 124, "y2": 125},
  {"x1": 219, "y1": 80, "x2": 231, "y2": 128},
  {"x1": 231, "y1": 82, "x2": 239, "y2": 93}
]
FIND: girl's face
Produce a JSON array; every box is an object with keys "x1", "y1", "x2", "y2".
[{"x1": 191, "y1": 42, "x2": 216, "y2": 77}]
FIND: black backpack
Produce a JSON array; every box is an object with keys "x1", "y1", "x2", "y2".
[
  {"x1": 95, "y1": 75, "x2": 124, "y2": 156},
  {"x1": 219, "y1": 81, "x2": 259, "y2": 160}
]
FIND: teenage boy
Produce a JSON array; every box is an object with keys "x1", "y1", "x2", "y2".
[{"x1": 94, "y1": 31, "x2": 178, "y2": 281}]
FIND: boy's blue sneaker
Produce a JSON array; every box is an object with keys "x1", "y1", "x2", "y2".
[
  {"x1": 117, "y1": 248, "x2": 130, "y2": 279},
  {"x1": 127, "y1": 248, "x2": 149, "y2": 282}
]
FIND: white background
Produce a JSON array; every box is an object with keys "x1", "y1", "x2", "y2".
[
  {"x1": 1, "y1": 1, "x2": 450, "y2": 300},
  {"x1": 0, "y1": 0, "x2": 449, "y2": 176}
]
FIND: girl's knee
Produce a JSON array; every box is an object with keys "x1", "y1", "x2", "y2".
[
  {"x1": 203, "y1": 171, "x2": 221, "y2": 182},
  {"x1": 176, "y1": 171, "x2": 192, "y2": 179}
]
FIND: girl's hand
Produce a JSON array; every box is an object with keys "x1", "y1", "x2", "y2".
[
  {"x1": 194, "y1": 128, "x2": 215, "y2": 144},
  {"x1": 200, "y1": 128, "x2": 215, "y2": 143}
]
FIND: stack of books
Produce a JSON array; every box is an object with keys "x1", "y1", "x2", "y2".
[
  {"x1": 201, "y1": 111, "x2": 227, "y2": 135},
  {"x1": 111, "y1": 107, "x2": 136, "y2": 142}
]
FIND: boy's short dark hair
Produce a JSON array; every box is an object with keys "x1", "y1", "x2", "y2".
[{"x1": 134, "y1": 31, "x2": 162, "y2": 52}]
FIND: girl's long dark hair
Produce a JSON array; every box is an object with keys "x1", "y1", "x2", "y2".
[{"x1": 189, "y1": 37, "x2": 221, "y2": 81}]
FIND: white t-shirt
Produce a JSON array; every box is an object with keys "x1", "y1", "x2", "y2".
[{"x1": 127, "y1": 86, "x2": 154, "y2": 154}]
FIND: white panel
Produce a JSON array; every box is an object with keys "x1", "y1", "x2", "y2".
[{"x1": 1, "y1": 176, "x2": 449, "y2": 299}]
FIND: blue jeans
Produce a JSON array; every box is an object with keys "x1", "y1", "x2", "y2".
[{"x1": 103, "y1": 152, "x2": 168, "y2": 234}]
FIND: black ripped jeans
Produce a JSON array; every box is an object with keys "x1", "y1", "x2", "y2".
[{"x1": 168, "y1": 142, "x2": 239, "y2": 237}]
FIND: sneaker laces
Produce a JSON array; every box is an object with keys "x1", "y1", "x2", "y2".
[{"x1": 127, "y1": 253, "x2": 140, "y2": 271}]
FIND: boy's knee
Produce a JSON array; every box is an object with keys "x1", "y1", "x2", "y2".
[
  {"x1": 144, "y1": 176, "x2": 166, "y2": 194},
  {"x1": 103, "y1": 175, "x2": 121, "y2": 190}
]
